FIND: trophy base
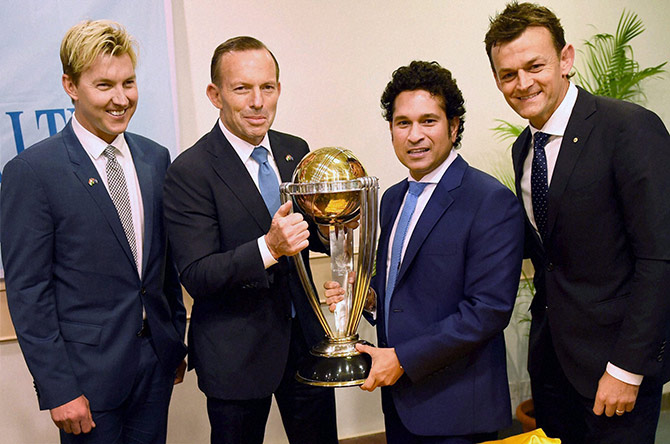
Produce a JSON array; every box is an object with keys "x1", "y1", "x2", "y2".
[{"x1": 296, "y1": 338, "x2": 372, "y2": 387}]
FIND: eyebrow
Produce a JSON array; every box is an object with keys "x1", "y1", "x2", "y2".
[
  {"x1": 497, "y1": 55, "x2": 544, "y2": 75},
  {"x1": 394, "y1": 112, "x2": 441, "y2": 121}
]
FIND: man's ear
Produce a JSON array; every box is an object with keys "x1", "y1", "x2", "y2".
[
  {"x1": 560, "y1": 43, "x2": 576, "y2": 77},
  {"x1": 449, "y1": 117, "x2": 460, "y2": 143},
  {"x1": 62, "y1": 74, "x2": 78, "y2": 102},
  {"x1": 206, "y1": 83, "x2": 222, "y2": 109}
]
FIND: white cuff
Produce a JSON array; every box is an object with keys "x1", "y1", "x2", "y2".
[
  {"x1": 257, "y1": 236, "x2": 278, "y2": 269},
  {"x1": 606, "y1": 362, "x2": 643, "y2": 386}
]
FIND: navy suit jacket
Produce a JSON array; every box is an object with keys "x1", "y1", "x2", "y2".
[
  {"x1": 512, "y1": 87, "x2": 670, "y2": 397},
  {"x1": 1, "y1": 121, "x2": 187, "y2": 411},
  {"x1": 373, "y1": 155, "x2": 524, "y2": 436},
  {"x1": 163, "y1": 124, "x2": 326, "y2": 400}
]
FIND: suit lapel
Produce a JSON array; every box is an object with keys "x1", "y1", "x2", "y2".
[
  {"x1": 269, "y1": 131, "x2": 299, "y2": 182},
  {"x1": 545, "y1": 88, "x2": 595, "y2": 238},
  {"x1": 512, "y1": 128, "x2": 531, "y2": 199},
  {"x1": 63, "y1": 122, "x2": 138, "y2": 272},
  {"x1": 127, "y1": 134, "x2": 153, "y2": 277},
  {"x1": 206, "y1": 124, "x2": 271, "y2": 231},
  {"x1": 512, "y1": 128, "x2": 545, "y2": 250},
  {"x1": 376, "y1": 181, "x2": 407, "y2": 329},
  {"x1": 395, "y1": 155, "x2": 463, "y2": 285}
]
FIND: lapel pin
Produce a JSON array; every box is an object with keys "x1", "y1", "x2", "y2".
[
  {"x1": 88, "y1": 178, "x2": 98, "y2": 187},
  {"x1": 285, "y1": 154, "x2": 294, "y2": 162},
  {"x1": 573, "y1": 137, "x2": 579, "y2": 143}
]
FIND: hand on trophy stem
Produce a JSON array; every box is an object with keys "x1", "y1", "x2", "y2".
[
  {"x1": 323, "y1": 271, "x2": 356, "y2": 312},
  {"x1": 356, "y1": 344, "x2": 404, "y2": 391},
  {"x1": 265, "y1": 201, "x2": 310, "y2": 259}
]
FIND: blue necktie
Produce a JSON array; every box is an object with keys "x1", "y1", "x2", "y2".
[
  {"x1": 251, "y1": 146, "x2": 294, "y2": 316},
  {"x1": 385, "y1": 181, "x2": 428, "y2": 338},
  {"x1": 251, "y1": 146, "x2": 281, "y2": 216},
  {"x1": 531, "y1": 132, "x2": 550, "y2": 240}
]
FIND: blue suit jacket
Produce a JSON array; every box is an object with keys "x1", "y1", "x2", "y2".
[
  {"x1": 374, "y1": 155, "x2": 524, "y2": 436},
  {"x1": 1, "y1": 121, "x2": 187, "y2": 411}
]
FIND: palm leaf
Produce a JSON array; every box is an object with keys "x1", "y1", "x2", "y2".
[
  {"x1": 491, "y1": 119, "x2": 525, "y2": 142},
  {"x1": 575, "y1": 10, "x2": 667, "y2": 103}
]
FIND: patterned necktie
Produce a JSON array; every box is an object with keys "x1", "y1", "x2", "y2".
[
  {"x1": 103, "y1": 145, "x2": 138, "y2": 267},
  {"x1": 531, "y1": 132, "x2": 550, "y2": 240},
  {"x1": 251, "y1": 146, "x2": 281, "y2": 216},
  {"x1": 385, "y1": 181, "x2": 428, "y2": 338}
]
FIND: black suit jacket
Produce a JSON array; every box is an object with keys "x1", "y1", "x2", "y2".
[
  {"x1": 163, "y1": 123, "x2": 325, "y2": 400},
  {"x1": 512, "y1": 87, "x2": 670, "y2": 397}
]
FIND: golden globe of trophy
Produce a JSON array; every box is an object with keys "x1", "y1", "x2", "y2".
[{"x1": 280, "y1": 147, "x2": 378, "y2": 386}]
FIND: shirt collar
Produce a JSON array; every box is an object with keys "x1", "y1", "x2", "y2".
[
  {"x1": 217, "y1": 119, "x2": 272, "y2": 163},
  {"x1": 72, "y1": 112, "x2": 128, "y2": 159},
  {"x1": 407, "y1": 148, "x2": 458, "y2": 185},
  {"x1": 530, "y1": 82, "x2": 578, "y2": 137}
]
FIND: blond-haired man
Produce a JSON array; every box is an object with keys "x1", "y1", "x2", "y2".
[{"x1": 1, "y1": 20, "x2": 187, "y2": 443}]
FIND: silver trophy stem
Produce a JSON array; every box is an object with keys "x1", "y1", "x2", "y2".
[
  {"x1": 329, "y1": 225, "x2": 353, "y2": 338},
  {"x1": 279, "y1": 188, "x2": 334, "y2": 338}
]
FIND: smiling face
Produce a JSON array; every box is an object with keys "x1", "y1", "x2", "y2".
[
  {"x1": 491, "y1": 26, "x2": 574, "y2": 129},
  {"x1": 62, "y1": 53, "x2": 137, "y2": 143},
  {"x1": 206, "y1": 48, "x2": 280, "y2": 146},
  {"x1": 390, "y1": 89, "x2": 459, "y2": 181}
]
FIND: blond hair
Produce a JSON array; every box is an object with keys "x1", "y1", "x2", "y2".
[{"x1": 60, "y1": 20, "x2": 137, "y2": 84}]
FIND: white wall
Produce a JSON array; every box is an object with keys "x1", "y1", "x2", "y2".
[
  {"x1": 171, "y1": 0, "x2": 670, "y2": 195},
  {"x1": 2, "y1": 1, "x2": 669, "y2": 442}
]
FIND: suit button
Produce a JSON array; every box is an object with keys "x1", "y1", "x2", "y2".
[
  {"x1": 141, "y1": 287, "x2": 147, "y2": 295},
  {"x1": 546, "y1": 263, "x2": 555, "y2": 272},
  {"x1": 657, "y1": 355, "x2": 663, "y2": 362}
]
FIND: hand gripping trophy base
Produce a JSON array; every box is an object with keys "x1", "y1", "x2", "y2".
[
  {"x1": 280, "y1": 147, "x2": 379, "y2": 388},
  {"x1": 296, "y1": 336, "x2": 373, "y2": 387}
]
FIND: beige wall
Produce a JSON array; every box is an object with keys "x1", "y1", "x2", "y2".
[{"x1": 2, "y1": 0, "x2": 670, "y2": 442}]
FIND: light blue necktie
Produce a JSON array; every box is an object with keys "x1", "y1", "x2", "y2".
[
  {"x1": 530, "y1": 132, "x2": 550, "y2": 240},
  {"x1": 385, "y1": 181, "x2": 428, "y2": 338},
  {"x1": 251, "y1": 146, "x2": 281, "y2": 216},
  {"x1": 251, "y1": 146, "x2": 294, "y2": 316}
]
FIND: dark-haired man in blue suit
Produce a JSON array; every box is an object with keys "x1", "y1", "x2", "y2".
[
  {"x1": 1, "y1": 20, "x2": 186, "y2": 444},
  {"x1": 326, "y1": 61, "x2": 524, "y2": 443}
]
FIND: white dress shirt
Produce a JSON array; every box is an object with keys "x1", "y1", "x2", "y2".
[
  {"x1": 218, "y1": 120, "x2": 279, "y2": 269},
  {"x1": 72, "y1": 114, "x2": 144, "y2": 277},
  {"x1": 520, "y1": 83, "x2": 642, "y2": 386}
]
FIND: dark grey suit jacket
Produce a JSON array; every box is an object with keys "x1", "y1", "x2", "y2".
[
  {"x1": 512, "y1": 87, "x2": 670, "y2": 397},
  {"x1": 163, "y1": 123, "x2": 325, "y2": 400}
]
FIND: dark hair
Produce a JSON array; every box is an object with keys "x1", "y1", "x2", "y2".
[
  {"x1": 381, "y1": 60, "x2": 465, "y2": 148},
  {"x1": 485, "y1": 2, "x2": 565, "y2": 71},
  {"x1": 210, "y1": 36, "x2": 279, "y2": 86}
]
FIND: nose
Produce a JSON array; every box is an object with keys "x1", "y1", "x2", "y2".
[
  {"x1": 517, "y1": 70, "x2": 533, "y2": 91},
  {"x1": 408, "y1": 123, "x2": 423, "y2": 144},
  {"x1": 111, "y1": 85, "x2": 130, "y2": 107},
  {"x1": 250, "y1": 87, "x2": 263, "y2": 109}
]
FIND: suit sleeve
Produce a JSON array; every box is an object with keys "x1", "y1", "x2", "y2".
[
  {"x1": 159, "y1": 152, "x2": 187, "y2": 340},
  {"x1": 609, "y1": 109, "x2": 670, "y2": 375},
  {"x1": 395, "y1": 187, "x2": 525, "y2": 383},
  {"x1": 163, "y1": 154, "x2": 269, "y2": 298},
  {"x1": 1, "y1": 158, "x2": 82, "y2": 409}
]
